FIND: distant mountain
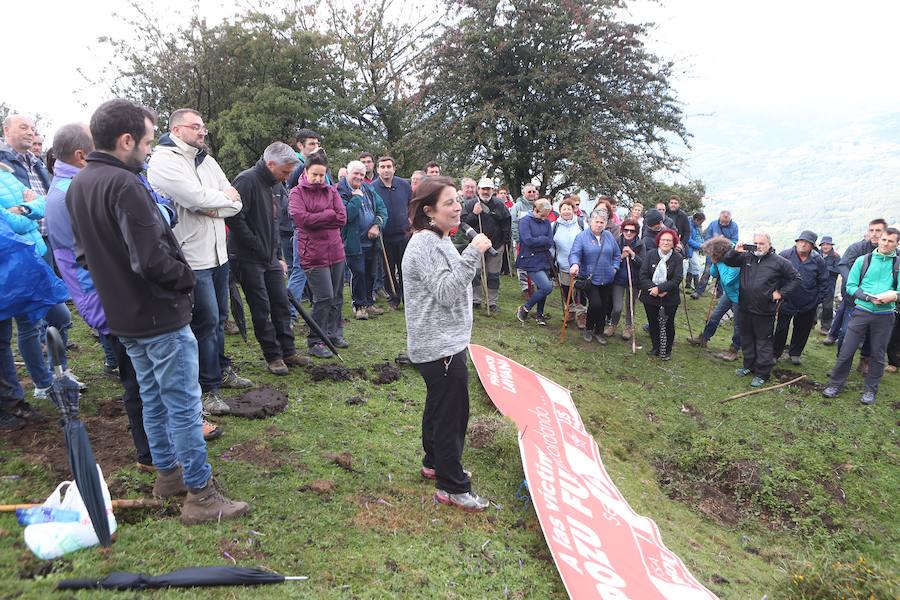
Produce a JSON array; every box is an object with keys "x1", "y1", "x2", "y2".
[{"x1": 679, "y1": 110, "x2": 900, "y2": 251}]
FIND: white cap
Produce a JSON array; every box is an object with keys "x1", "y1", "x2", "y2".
[{"x1": 477, "y1": 178, "x2": 495, "y2": 189}]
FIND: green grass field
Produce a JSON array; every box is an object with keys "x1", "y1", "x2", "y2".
[{"x1": 1, "y1": 278, "x2": 897, "y2": 599}]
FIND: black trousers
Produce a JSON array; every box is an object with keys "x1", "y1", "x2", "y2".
[
  {"x1": 416, "y1": 349, "x2": 471, "y2": 495},
  {"x1": 383, "y1": 237, "x2": 408, "y2": 307},
  {"x1": 644, "y1": 303, "x2": 678, "y2": 356},
  {"x1": 739, "y1": 311, "x2": 777, "y2": 379},
  {"x1": 110, "y1": 336, "x2": 152, "y2": 466},
  {"x1": 232, "y1": 260, "x2": 295, "y2": 361},
  {"x1": 887, "y1": 312, "x2": 900, "y2": 367},
  {"x1": 773, "y1": 307, "x2": 817, "y2": 358},
  {"x1": 585, "y1": 283, "x2": 613, "y2": 334}
]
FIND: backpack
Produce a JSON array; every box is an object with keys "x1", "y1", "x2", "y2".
[
  {"x1": 552, "y1": 216, "x2": 584, "y2": 236},
  {"x1": 858, "y1": 251, "x2": 900, "y2": 291}
]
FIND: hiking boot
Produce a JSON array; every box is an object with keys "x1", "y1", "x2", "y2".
[
  {"x1": 822, "y1": 335, "x2": 836, "y2": 346},
  {"x1": 221, "y1": 366, "x2": 253, "y2": 389},
  {"x1": 387, "y1": 303, "x2": 401, "y2": 311},
  {"x1": 103, "y1": 363, "x2": 119, "y2": 379},
  {"x1": 420, "y1": 466, "x2": 472, "y2": 480},
  {"x1": 488, "y1": 305, "x2": 500, "y2": 314},
  {"x1": 603, "y1": 324, "x2": 616, "y2": 337},
  {"x1": 330, "y1": 337, "x2": 349, "y2": 349},
  {"x1": 594, "y1": 333, "x2": 607, "y2": 345},
  {"x1": 201, "y1": 391, "x2": 231, "y2": 415},
  {"x1": 32, "y1": 386, "x2": 51, "y2": 400},
  {"x1": 0, "y1": 411, "x2": 25, "y2": 431},
  {"x1": 202, "y1": 419, "x2": 223, "y2": 441},
  {"x1": 660, "y1": 353, "x2": 672, "y2": 361},
  {"x1": 789, "y1": 355, "x2": 802, "y2": 366},
  {"x1": 534, "y1": 314, "x2": 547, "y2": 326},
  {"x1": 310, "y1": 343, "x2": 334, "y2": 359},
  {"x1": 857, "y1": 357, "x2": 869, "y2": 375},
  {"x1": 581, "y1": 329, "x2": 593, "y2": 342},
  {"x1": 687, "y1": 335, "x2": 707, "y2": 348},
  {"x1": 434, "y1": 489, "x2": 489, "y2": 513},
  {"x1": 735, "y1": 367, "x2": 751, "y2": 377},
  {"x1": 821, "y1": 386, "x2": 841, "y2": 399},
  {"x1": 9, "y1": 401, "x2": 47, "y2": 423},
  {"x1": 860, "y1": 390, "x2": 876, "y2": 405},
  {"x1": 269, "y1": 357, "x2": 292, "y2": 375},
  {"x1": 690, "y1": 291, "x2": 701, "y2": 300},
  {"x1": 395, "y1": 353, "x2": 411, "y2": 365},
  {"x1": 750, "y1": 376, "x2": 766, "y2": 388},
  {"x1": 621, "y1": 325, "x2": 633, "y2": 340},
  {"x1": 576, "y1": 313, "x2": 587, "y2": 330},
  {"x1": 516, "y1": 305, "x2": 529, "y2": 324},
  {"x1": 886, "y1": 365, "x2": 898, "y2": 373},
  {"x1": 181, "y1": 478, "x2": 250, "y2": 525},
  {"x1": 366, "y1": 305, "x2": 385, "y2": 316},
  {"x1": 153, "y1": 466, "x2": 187, "y2": 498},
  {"x1": 223, "y1": 319, "x2": 240, "y2": 335},
  {"x1": 355, "y1": 308, "x2": 369, "y2": 320},
  {"x1": 283, "y1": 353, "x2": 310, "y2": 367},
  {"x1": 717, "y1": 346, "x2": 739, "y2": 361},
  {"x1": 376, "y1": 288, "x2": 390, "y2": 300}
]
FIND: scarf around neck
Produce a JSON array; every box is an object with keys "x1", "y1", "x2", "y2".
[{"x1": 653, "y1": 249, "x2": 672, "y2": 285}]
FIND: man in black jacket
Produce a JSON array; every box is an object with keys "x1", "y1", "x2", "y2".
[
  {"x1": 665, "y1": 196, "x2": 691, "y2": 254},
  {"x1": 227, "y1": 142, "x2": 310, "y2": 375},
  {"x1": 723, "y1": 232, "x2": 801, "y2": 387},
  {"x1": 463, "y1": 178, "x2": 511, "y2": 311},
  {"x1": 774, "y1": 230, "x2": 828, "y2": 365},
  {"x1": 67, "y1": 99, "x2": 249, "y2": 526}
]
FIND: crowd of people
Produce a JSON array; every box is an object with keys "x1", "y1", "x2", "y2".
[{"x1": 1, "y1": 100, "x2": 898, "y2": 519}]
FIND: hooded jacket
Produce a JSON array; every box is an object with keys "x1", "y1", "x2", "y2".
[
  {"x1": 66, "y1": 152, "x2": 195, "y2": 338},
  {"x1": 0, "y1": 168, "x2": 46, "y2": 256},
  {"x1": 147, "y1": 133, "x2": 241, "y2": 270},
  {"x1": 515, "y1": 212, "x2": 553, "y2": 271},
  {"x1": 723, "y1": 248, "x2": 802, "y2": 316},
  {"x1": 226, "y1": 159, "x2": 286, "y2": 266},
  {"x1": 778, "y1": 247, "x2": 828, "y2": 314},
  {"x1": 639, "y1": 249, "x2": 684, "y2": 307},
  {"x1": 462, "y1": 195, "x2": 511, "y2": 250},
  {"x1": 336, "y1": 178, "x2": 387, "y2": 256},
  {"x1": 289, "y1": 175, "x2": 347, "y2": 270},
  {"x1": 552, "y1": 216, "x2": 584, "y2": 271}
]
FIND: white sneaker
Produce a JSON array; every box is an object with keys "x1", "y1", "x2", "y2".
[
  {"x1": 33, "y1": 386, "x2": 51, "y2": 400},
  {"x1": 63, "y1": 369, "x2": 87, "y2": 391}
]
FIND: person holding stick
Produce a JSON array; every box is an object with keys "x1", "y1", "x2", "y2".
[
  {"x1": 462, "y1": 178, "x2": 510, "y2": 313},
  {"x1": 568, "y1": 209, "x2": 621, "y2": 344},
  {"x1": 687, "y1": 236, "x2": 742, "y2": 360},
  {"x1": 609, "y1": 218, "x2": 645, "y2": 340},
  {"x1": 552, "y1": 197, "x2": 587, "y2": 329},
  {"x1": 515, "y1": 198, "x2": 555, "y2": 326},
  {"x1": 639, "y1": 229, "x2": 683, "y2": 360},
  {"x1": 401, "y1": 176, "x2": 493, "y2": 512}
]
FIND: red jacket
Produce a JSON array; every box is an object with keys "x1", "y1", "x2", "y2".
[{"x1": 289, "y1": 176, "x2": 347, "y2": 270}]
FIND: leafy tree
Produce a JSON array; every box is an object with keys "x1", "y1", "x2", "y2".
[{"x1": 415, "y1": 0, "x2": 689, "y2": 199}]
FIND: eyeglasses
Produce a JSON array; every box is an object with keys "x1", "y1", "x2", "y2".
[
  {"x1": 180, "y1": 123, "x2": 208, "y2": 133},
  {"x1": 623, "y1": 228, "x2": 637, "y2": 233}
]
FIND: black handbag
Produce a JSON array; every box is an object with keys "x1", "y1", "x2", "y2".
[{"x1": 573, "y1": 234, "x2": 605, "y2": 291}]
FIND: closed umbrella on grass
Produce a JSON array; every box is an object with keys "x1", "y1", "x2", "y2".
[
  {"x1": 45, "y1": 327, "x2": 112, "y2": 547},
  {"x1": 57, "y1": 566, "x2": 307, "y2": 591},
  {"x1": 287, "y1": 290, "x2": 343, "y2": 361}
]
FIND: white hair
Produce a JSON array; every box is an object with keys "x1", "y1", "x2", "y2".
[
  {"x1": 346, "y1": 160, "x2": 366, "y2": 174},
  {"x1": 752, "y1": 232, "x2": 772, "y2": 243},
  {"x1": 461, "y1": 177, "x2": 476, "y2": 186},
  {"x1": 263, "y1": 142, "x2": 300, "y2": 166}
]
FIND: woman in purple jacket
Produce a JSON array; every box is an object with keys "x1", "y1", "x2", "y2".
[{"x1": 289, "y1": 151, "x2": 348, "y2": 358}]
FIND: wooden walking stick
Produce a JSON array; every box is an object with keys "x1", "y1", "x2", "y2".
[
  {"x1": 682, "y1": 283, "x2": 695, "y2": 339},
  {"x1": 704, "y1": 278, "x2": 719, "y2": 324},
  {"x1": 625, "y1": 256, "x2": 636, "y2": 354},
  {"x1": 559, "y1": 275, "x2": 576, "y2": 342},
  {"x1": 477, "y1": 212, "x2": 490, "y2": 314},
  {"x1": 379, "y1": 237, "x2": 397, "y2": 297}
]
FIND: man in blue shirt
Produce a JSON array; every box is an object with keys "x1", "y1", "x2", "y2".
[
  {"x1": 371, "y1": 156, "x2": 412, "y2": 309},
  {"x1": 693, "y1": 210, "x2": 739, "y2": 298}
]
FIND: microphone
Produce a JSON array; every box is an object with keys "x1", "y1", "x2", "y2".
[{"x1": 459, "y1": 222, "x2": 498, "y2": 256}]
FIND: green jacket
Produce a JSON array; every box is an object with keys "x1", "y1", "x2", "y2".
[{"x1": 847, "y1": 250, "x2": 899, "y2": 313}]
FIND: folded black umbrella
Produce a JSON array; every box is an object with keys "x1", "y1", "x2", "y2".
[
  {"x1": 46, "y1": 327, "x2": 112, "y2": 547},
  {"x1": 228, "y1": 273, "x2": 248, "y2": 342},
  {"x1": 57, "y1": 566, "x2": 307, "y2": 590},
  {"x1": 286, "y1": 290, "x2": 343, "y2": 361}
]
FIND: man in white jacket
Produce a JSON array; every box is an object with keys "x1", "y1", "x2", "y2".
[{"x1": 148, "y1": 109, "x2": 252, "y2": 416}]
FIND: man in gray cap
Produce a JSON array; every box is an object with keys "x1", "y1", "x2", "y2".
[
  {"x1": 774, "y1": 230, "x2": 828, "y2": 364},
  {"x1": 818, "y1": 236, "x2": 840, "y2": 332}
]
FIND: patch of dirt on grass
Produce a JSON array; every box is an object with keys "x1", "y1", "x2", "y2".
[
  {"x1": 325, "y1": 451, "x2": 357, "y2": 472},
  {"x1": 221, "y1": 441, "x2": 286, "y2": 469},
  {"x1": 371, "y1": 362, "x2": 402, "y2": 384},
  {"x1": 467, "y1": 416, "x2": 504, "y2": 449},
  {"x1": 346, "y1": 395, "x2": 368, "y2": 406},
  {"x1": 17, "y1": 553, "x2": 68, "y2": 579},
  {"x1": 299, "y1": 479, "x2": 336, "y2": 498},
  {"x1": 227, "y1": 386, "x2": 288, "y2": 418},
  {"x1": 308, "y1": 364, "x2": 367, "y2": 382},
  {"x1": 218, "y1": 536, "x2": 268, "y2": 562},
  {"x1": 772, "y1": 369, "x2": 822, "y2": 394}
]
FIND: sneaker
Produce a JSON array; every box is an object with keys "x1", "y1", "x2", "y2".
[
  {"x1": 283, "y1": 353, "x2": 311, "y2": 367},
  {"x1": 153, "y1": 466, "x2": 187, "y2": 498},
  {"x1": 821, "y1": 386, "x2": 840, "y2": 398},
  {"x1": 822, "y1": 336, "x2": 836, "y2": 346},
  {"x1": 690, "y1": 291, "x2": 701, "y2": 300},
  {"x1": 594, "y1": 333, "x2": 607, "y2": 345},
  {"x1": 355, "y1": 308, "x2": 369, "y2": 320},
  {"x1": 687, "y1": 336, "x2": 707, "y2": 348},
  {"x1": 202, "y1": 419, "x2": 223, "y2": 441},
  {"x1": 33, "y1": 386, "x2": 50, "y2": 400},
  {"x1": 366, "y1": 305, "x2": 385, "y2": 316},
  {"x1": 201, "y1": 391, "x2": 231, "y2": 415},
  {"x1": 735, "y1": 367, "x2": 751, "y2": 377},
  {"x1": 534, "y1": 314, "x2": 547, "y2": 326},
  {"x1": 516, "y1": 305, "x2": 529, "y2": 324},
  {"x1": 860, "y1": 390, "x2": 876, "y2": 405},
  {"x1": 63, "y1": 369, "x2": 87, "y2": 391},
  {"x1": 660, "y1": 353, "x2": 672, "y2": 361},
  {"x1": 223, "y1": 319, "x2": 240, "y2": 335},
  {"x1": 395, "y1": 353, "x2": 412, "y2": 365},
  {"x1": 420, "y1": 466, "x2": 472, "y2": 480},
  {"x1": 576, "y1": 313, "x2": 587, "y2": 330},
  {"x1": 267, "y1": 359, "x2": 289, "y2": 375},
  {"x1": 581, "y1": 329, "x2": 592, "y2": 342},
  {"x1": 103, "y1": 363, "x2": 119, "y2": 379},
  {"x1": 488, "y1": 305, "x2": 500, "y2": 314},
  {"x1": 603, "y1": 324, "x2": 616, "y2": 337},
  {"x1": 0, "y1": 411, "x2": 26, "y2": 431},
  {"x1": 620, "y1": 325, "x2": 632, "y2": 340},
  {"x1": 750, "y1": 376, "x2": 766, "y2": 387},
  {"x1": 717, "y1": 346, "x2": 739, "y2": 361},
  {"x1": 330, "y1": 337, "x2": 349, "y2": 349},
  {"x1": 221, "y1": 366, "x2": 253, "y2": 389},
  {"x1": 9, "y1": 401, "x2": 47, "y2": 423},
  {"x1": 434, "y1": 489, "x2": 489, "y2": 512},
  {"x1": 181, "y1": 478, "x2": 250, "y2": 525},
  {"x1": 310, "y1": 343, "x2": 334, "y2": 359},
  {"x1": 789, "y1": 355, "x2": 802, "y2": 366}
]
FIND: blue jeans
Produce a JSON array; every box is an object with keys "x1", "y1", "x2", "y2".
[
  {"x1": 702, "y1": 296, "x2": 741, "y2": 348},
  {"x1": 346, "y1": 247, "x2": 378, "y2": 309},
  {"x1": 524, "y1": 270, "x2": 553, "y2": 315},
  {"x1": 288, "y1": 233, "x2": 308, "y2": 318},
  {"x1": 0, "y1": 303, "x2": 71, "y2": 395},
  {"x1": 99, "y1": 332, "x2": 118, "y2": 368},
  {"x1": 120, "y1": 326, "x2": 211, "y2": 489},
  {"x1": 191, "y1": 264, "x2": 230, "y2": 393}
]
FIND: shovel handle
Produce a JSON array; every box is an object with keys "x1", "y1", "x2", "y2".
[{"x1": 46, "y1": 327, "x2": 66, "y2": 373}]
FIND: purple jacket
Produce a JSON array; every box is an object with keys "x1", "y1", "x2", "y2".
[
  {"x1": 44, "y1": 161, "x2": 108, "y2": 332},
  {"x1": 289, "y1": 175, "x2": 347, "y2": 270}
]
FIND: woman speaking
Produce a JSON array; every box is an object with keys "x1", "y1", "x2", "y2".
[{"x1": 402, "y1": 176, "x2": 492, "y2": 512}]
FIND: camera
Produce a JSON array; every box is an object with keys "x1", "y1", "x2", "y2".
[{"x1": 742, "y1": 243, "x2": 757, "y2": 252}]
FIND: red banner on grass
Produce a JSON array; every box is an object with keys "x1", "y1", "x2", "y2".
[{"x1": 469, "y1": 344, "x2": 718, "y2": 600}]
